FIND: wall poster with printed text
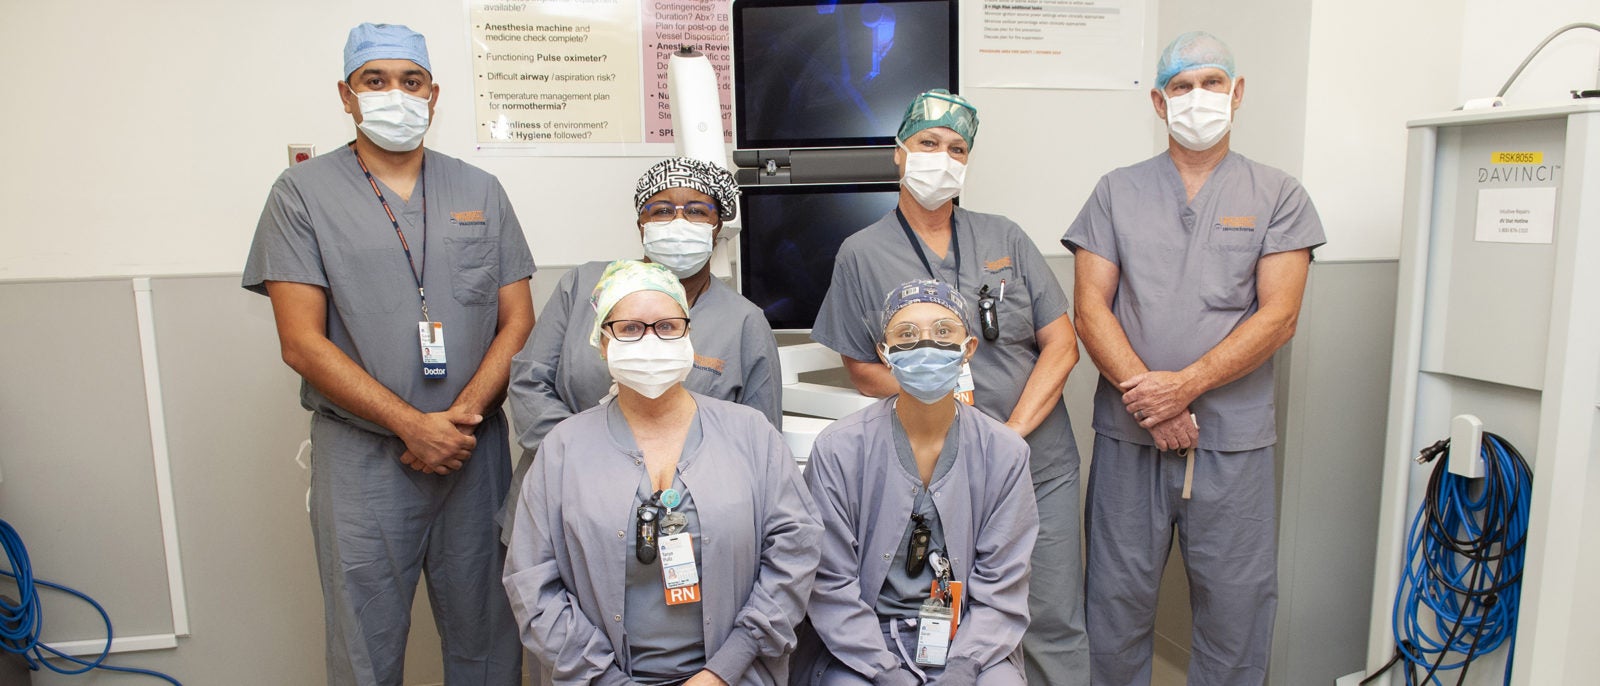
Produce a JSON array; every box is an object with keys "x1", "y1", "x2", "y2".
[
  {"x1": 962, "y1": 0, "x2": 1147, "y2": 90},
  {"x1": 470, "y1": 0, "x2": 733, "y2": 156}
]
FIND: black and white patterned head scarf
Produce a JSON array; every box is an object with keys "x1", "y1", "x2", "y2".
[{"x1": 633, "y1": 157, "x2": 741, "y2": 221}]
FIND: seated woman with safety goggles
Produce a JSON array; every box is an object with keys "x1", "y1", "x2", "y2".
[
  {"x1": 502, "y1": 260, "x2": 820, "y2": 686},
  {"x1": 794, "y1": 279, "x2": 1039, "y2": 685}
]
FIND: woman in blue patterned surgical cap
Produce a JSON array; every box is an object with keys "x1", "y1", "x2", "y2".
[
  {"x1": 503, "y1": 259, "x2": 821, "y2": 686},
  {"x1": 794, "y1": 278, "x2": 1039, "y2": 685},
  {"x1": 502, "y1": 158, "x2": 783, "y2": 539},
  {"x1": 810, "y1": 89, "x2": 1091, "y2": 684}
]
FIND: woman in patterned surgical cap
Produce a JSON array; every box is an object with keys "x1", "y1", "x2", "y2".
[
  {"x1": 502, "y1": 157, "x2": 783, "y2": 538},
  {"x1": 503, "y1": 259, "x2": 820, "y2": 686}
]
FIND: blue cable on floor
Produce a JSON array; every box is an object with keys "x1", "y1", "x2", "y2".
[
  {"x1": 0, "y1": 518, "x2": 183, "y2": 685},
  {"x1": 1389, "y1": 432, "x2": 1531, "y2": 685}
]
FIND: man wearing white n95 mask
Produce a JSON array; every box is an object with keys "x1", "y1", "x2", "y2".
[
  {"x1": 1062, "y1": 31, "x2": 1326, "y2": 686},
  {"x1": 243, "y1": 22, "x2": 535, "y2": 686}
]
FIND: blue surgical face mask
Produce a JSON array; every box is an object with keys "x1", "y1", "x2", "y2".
[{"x1": 883, "y1": 340, "x2": 967, "y2": 404}]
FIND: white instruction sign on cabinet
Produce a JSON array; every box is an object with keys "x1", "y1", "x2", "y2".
[{"x1": 1474, "y1": 187, "x2": 1556, "y2": 244}]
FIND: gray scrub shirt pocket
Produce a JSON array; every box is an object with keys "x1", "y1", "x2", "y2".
[
  {"x1": 330, "y1": 248, "x2": 407, "y2": 315},
  {"x1": 995, "y1": 275, "x2": 1037, "y2": 345},
  {"x1": 447, "y1": 237, "x2": 500, "y2": 306},
  {"x1": 1200, "y1": 244, "x2": 1260, "y2": 312}
]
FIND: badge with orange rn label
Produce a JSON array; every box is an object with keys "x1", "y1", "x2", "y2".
[
  {"x1": 954, "y1": 363, "x2": 975, "y2": 405},
  {"x1": 660, "y1": 533, "x2": 701, "y2": 605}
]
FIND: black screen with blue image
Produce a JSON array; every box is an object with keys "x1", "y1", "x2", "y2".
[{"x1": 733, "y1": 0, "x2": 958, "y2": 149}]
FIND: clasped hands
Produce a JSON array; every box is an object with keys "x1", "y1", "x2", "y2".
[
  {"x1": 398, "y1": 406, "x2": 482, "y2": 475},
  {"x1": 1120, "y1": 371, "x2": 1199, "y2": 451}
]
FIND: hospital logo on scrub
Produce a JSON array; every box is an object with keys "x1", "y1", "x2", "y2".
[
  {"x1": 984, "y1": 256, "x2": 1013, "y2": 273},
  {"x1": 450, "y1": 210, "x2": 487, "y2": 226},
  {"x1": 1215, "y1": 216, "x2": 1257, "y2": 232},
  {"x1": 693, "y1": 354, "x2": 726, "y2": 375}
]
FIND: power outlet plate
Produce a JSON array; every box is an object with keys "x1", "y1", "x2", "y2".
[{"x1": 287, "y1": 144, "x2": 316, "y2": 166}]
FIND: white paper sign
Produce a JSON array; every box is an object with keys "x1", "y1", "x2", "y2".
[
  {"x1": 962, "y1": 0, "x2": 1147, "y2": 90},
  {"x1": 1474, "y1": 187, "x2": 1556, "y2": 244}
]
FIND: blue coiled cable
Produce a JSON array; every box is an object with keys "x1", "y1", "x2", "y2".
[
  {"x1": 0, "y1": 517, "x2": 183, "y2": 685},
  {"x1": 1387, "y1": 432, "x2": 1531, "y2": 685}
]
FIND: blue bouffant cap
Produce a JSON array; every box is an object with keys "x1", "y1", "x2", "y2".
[
  {"x1": 343, "y1": 23, "x2": 431, "y2": 80},
  {"x1": 1155, "y1": 31, "x2": 1235, "y2": 89}
]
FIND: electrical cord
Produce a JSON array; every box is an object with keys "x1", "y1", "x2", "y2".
[
  {"x1": 1373, "y1": 432, "x2": 1531, "y2": 685},
  {"x1": 0, "y1": 518, "x2": 183, "y2": 685},
  {"x1": 1496, "y1": 22, "x2": 1600, "y2": 98}
]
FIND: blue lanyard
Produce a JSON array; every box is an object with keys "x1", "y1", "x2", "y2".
[
  {"x1": 895, "y1": 208, "x2": 960, "y2": 291},
  {"x1": 352, "y1": 145, "x2": 430, "y2": 320}
]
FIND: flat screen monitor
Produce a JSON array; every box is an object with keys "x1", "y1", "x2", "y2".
[
  {"x1": 738, "y1": 183, "x2": 902, "y2": 331},
  {"x1": 733, "y1": 0, "x2": 958, "y2": 150}
]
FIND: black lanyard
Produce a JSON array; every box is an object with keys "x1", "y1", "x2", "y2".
[
  {"x1": 896, "y1": 207, "x2": 960, "y2": 291},
  {"x1": 352, "y1": 144, "x2": 430, "y2": 321}
]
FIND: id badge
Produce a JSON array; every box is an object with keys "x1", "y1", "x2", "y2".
[
  {"x1": 659, "y1": 532, "x2": 701, "y2": 605},
  {"x1": 418, "y1": 322, "x2": 447, "y2": 379},
  {"x1": 953, "y1": 362, "x2": 975, "y2": 405},
  {"x1": 915, "y1": 602, "x2": 954, "y2": 666}
]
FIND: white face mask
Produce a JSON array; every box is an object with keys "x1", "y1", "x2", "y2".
[
  {"x1": 899, "y1": 141, "x2": 967, "y2": 210},
  {"x1": 641, "y1": 218, "x2": 717, "y2": 278},
  {"x1": 605, "y1": 333, "x2": 694, "y2": 399},
  {"x1": 354, "y1": 89, "x2": 432, "y2": 152},
  {"x1": 1163, "y1": 81, "x2": 1235, "y2": 152}
]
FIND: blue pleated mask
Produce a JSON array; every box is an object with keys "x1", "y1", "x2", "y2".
[{"x1": 884, "y1": 342, "x2": 966, "y2": 404}]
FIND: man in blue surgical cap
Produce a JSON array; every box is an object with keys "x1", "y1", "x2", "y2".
[
  {"x1": 1062, "y1": 31, "x2": 1325, "y2": 685},
  {"x1": 243, "y1": 22, "x2": 535, "y2": 686}
]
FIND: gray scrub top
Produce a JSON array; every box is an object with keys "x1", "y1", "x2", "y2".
[
  {"x1": 242, "y1": 145, "x2": 536, "y2": 432},
  {"x1": 874, "y1": 413, "x2": 956, "y2": 619},
  {"x1": 614, "y1": 405, "x2": 707, "y2": 683},
  {"x1": 1062, "y1": 151, "x2": 1326, "y2": 451},
  {"x1": 802, "y1": 399, "x2": 1038, "y2": 682},
  {"x1": 509, "y1": 260, "x2": 783, "y2": 457},
  {"x1": 503, "y1": 393, "x2": 821, "y2": 686},
  {"x1": 812, "y1": 207, "x2": 1079, "y2": 483}
]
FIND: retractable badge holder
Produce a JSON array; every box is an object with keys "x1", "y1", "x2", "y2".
[
  {"x1": 654, "y1": 488, "x2": 702, "y2": 605},
  {"x1": 916, "y1": 550, "x2": 957, "y2": 667}
]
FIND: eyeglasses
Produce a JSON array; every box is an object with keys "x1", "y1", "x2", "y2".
[
  {"x1": 602, "y1": 317, "x2": 691, "y2": 342},
  {"x1": 884, "y1": 318, "x2": 967, "y2": 351},
  {"x1": 640, "y1": 201, "x2": 718, "y2": 223}
]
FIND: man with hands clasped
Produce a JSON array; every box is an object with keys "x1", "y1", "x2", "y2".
[{"x1": 1062, "y1": 31, "x2": 1325, "y2": 686}]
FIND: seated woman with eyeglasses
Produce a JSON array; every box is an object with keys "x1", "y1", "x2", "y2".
[
  {"x1": 504, "y1": 260, "x2": 821, "y2": 686},
  {"x1": 503, "y1": 157, "x2": 782, "y2": 538},
  {"x1": 794, "y1": 279, "x2": 1039, "y2": 686}
]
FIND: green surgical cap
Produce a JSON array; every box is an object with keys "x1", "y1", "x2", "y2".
[
  {"x1": 589, "y1": 260, "x2": 690, "y2": 350},
  {"x1": 1156, "y1": 31, "x2": 1235, "y2": 89},
  {"x1": 897, "y1": 89, "x2": 979, "y2": 148}
]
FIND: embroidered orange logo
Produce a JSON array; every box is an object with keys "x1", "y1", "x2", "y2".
[
  {"x1": 693, "y1": 354, "x2": 726, "y2": 374},
  {"x1": 1219, "y1": 216, "x2": 1257, "y2": 229},
  {"x1": 984, "y1": 256, "x2": 1013, "y2": 272},
  {"x1": 451, "y1": 210, "x2": 487, "y2": 225}
]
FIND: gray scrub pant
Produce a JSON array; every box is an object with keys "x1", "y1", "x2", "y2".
[
  {"x1": 1022, "y1": 469, "x2": 1091, "y2": 686},
  {"x1": 1083, "y1": 435, "x2": 1277, "y2": 686},
  {"x1": 310, "y1": 412, "x2": 522, "y2": 686}
]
